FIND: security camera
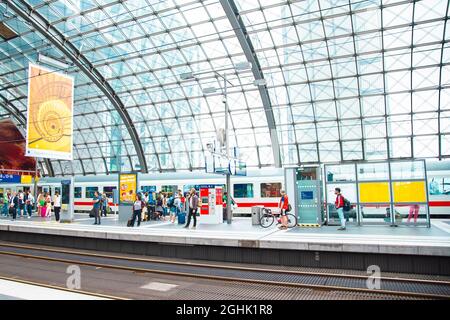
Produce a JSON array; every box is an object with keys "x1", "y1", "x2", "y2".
[{"x1": 222, "y1": 97, "x2": 227, "y2": 104}]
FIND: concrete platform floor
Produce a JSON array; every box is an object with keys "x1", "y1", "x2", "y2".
[{"x1": 0, "y1": 213, "x2": 449, "y2": 256}]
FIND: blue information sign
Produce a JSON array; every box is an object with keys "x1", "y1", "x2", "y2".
[{"x1": 0, "y1": 174, "x2": 21, "y2": 183}]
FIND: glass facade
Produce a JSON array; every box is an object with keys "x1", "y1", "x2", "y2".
[{"x1": 0, "y1": 0, "x2": 448, "y2": 175}]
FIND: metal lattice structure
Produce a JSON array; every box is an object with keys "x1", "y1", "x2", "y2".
[{"x1": 0, "y1": 0, "x2": 449, "y2": 176}]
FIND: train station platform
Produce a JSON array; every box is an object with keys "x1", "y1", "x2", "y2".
[
  {"x1": 0, "y1": 215, "x2": 449, "y2": 275},
  {"x1": 0, "y1": 278, "x2": 110, "y2": 300}
]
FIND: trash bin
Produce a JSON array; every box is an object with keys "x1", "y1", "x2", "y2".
[{"x1": 251, "y1": 206, "x2": 264, "y2": 225}]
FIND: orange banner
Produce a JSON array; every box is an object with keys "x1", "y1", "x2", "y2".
[{"x1": 26, "y1": 64, "x2": 74, "y2": 160}]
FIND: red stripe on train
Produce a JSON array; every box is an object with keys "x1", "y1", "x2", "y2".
[{"x1": 74, "y1": 201, "x2": 450, "y2": 208}]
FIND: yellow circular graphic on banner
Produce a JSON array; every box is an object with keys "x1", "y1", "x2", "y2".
[{"x1": 27, "y1": 66, "x2": 73, "y2": 155}]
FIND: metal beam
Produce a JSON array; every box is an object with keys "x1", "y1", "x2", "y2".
[
  {"x1": 220, "y1": 0, "x2": 282, "y2": 167},
  {"x1": 8, "y1": 0, "x2": 149, "y2": 173},
  {"x1": 0, "y1": 94, "x2": 55, "y2": 176}
]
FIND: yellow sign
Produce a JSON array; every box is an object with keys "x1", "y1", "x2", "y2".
[
  {"x1": 21, "y1": 175, "x2": 33, "y2": 184},
  {"x1": 119, "y1": 174, "x2": 137, "y2": 204},
  {"x1": 26, "y1": 64, "x2": 74, "y2": 160},
  {"x1": 359, "y1": 182, "x2": 390, "y2": 203},
  {"x1": 393, "y1": 181, "x2": 427, "y2": 203}
]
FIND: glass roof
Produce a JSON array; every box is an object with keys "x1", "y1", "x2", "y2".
[{"x1": 0, "y1": 0, "x2": 449, "y2": 176}]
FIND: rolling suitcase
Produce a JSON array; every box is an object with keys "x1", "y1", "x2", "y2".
[
  {"x1": 177, "y1": 213, "x2": 186, "y2": 225},
  {"x1": 127, "y1": 218, "x2": 133, "y2": 227}
]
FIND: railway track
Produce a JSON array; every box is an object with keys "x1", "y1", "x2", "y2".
[{"x1": 0, "y1": 242, "x2": 449, "y2": 300}]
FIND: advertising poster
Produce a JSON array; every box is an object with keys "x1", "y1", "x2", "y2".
[
  {"x1": 26, "y1": 63, "x2": 74, "y2": 160},
  {"x1": 119, "y1": 173, "x2": 137, "y2": 204},
  {"x1": 0, "y1": 119, "x2": 36, "y2": 173}
]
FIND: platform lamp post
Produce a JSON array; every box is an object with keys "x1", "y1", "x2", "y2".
[{"x1": 180, "y1": 62, "x2": 252, "y2": 224}]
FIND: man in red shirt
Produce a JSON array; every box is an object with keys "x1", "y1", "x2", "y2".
[
  {"x1": 334, "y1": 187, "x2": 346, "y2": 230},
  {"x1": 278, "y1": 190, "x2": 289, "y2": 229}
]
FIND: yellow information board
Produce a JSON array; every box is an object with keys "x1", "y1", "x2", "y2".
[
  {"x1": 359, "y1": 182, "x2": 390, "y2": 203},
  {"x1": 119, "y1": 173, "x2": 137, "y2": 204},
  {"x1": 21, "y1": 175, "x2": 32, "y2": 184},
  {"x1": 393, "y1": 181, "x2": 427, "y2": 203}
]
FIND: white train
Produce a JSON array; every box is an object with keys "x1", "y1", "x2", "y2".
[{"x1": 0, "y1": 163, "x2": 449, "y2": 217}]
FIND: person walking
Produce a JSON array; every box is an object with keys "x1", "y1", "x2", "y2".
[
  {"x1": 184, "y1": 188, "x2": 199, "y2": 229},
  {"x1": 26, "y1": 190, "x2": 34, "y2": 219},
  {"x1": 278, "y1": 190, "x2": 289, "y2": 230},
  {"x1": 53, "y1": 191, "x2": 61, "y2": 222},
  {"x1": 92, "y1": 191, "x2": 102, "y2": 225},
  {"x1": 334, "y1": 187, "x2": 346, "y2": 231}
]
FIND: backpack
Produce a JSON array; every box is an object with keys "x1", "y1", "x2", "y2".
[
  {"x1": 343, "y1": 197, "x2": 351, "y2": 211},
  {"x1": 286, "y1": 203, "x2": 292, "y2": 212},
  {"x1": 167, "y1": 197, "x2": 175, "y2": 208}
]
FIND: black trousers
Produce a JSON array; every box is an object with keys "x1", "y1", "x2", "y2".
[
  {"x1": 94, "y1": 207, "x2": 101, "y2": 224},
  {"x1": 10, "y1": 206, "x2": 16, "y2": 220},
  {"x1": 54, "y1": 207, "x2": 61, "y2": 221},
  {"x1": 131, "y1": 209, "x2": 142, "y2": 227},
  {"x1": 185, "y1": 208, "x2": 197, "y2": 227}
]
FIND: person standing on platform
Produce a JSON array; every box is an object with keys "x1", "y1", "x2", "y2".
[
  {"x1": 26, "y1": 190, "x2": 34, "y2": 219},
  {"x1": 184, "y1": 188, "x2": 199, "y2": 229},
  {"x1": 222, "y1": 191, "x2": 236, "y2": 221},
  {"x1": 53, "y1": 191, "x2": 61, "y2": 222},
  {"x1": 9, "y1": 191, "x2": 19, "y2": 221},
  {"x1": 278, "y1": 190, "x2": 289, "y2": 230},
  {"x1": 17, "y1": 190, "x2": 24, "y2": 218},
  {"x1": 130, "y1": 194, "x2": 144, "y2": 227},
  {"x1": 334, "y1": 187, "x2": 346, "y2": 231},
  {"x1": 45, "y1": 192, "x2": 52, "y2": 217},
  {"x1": 407, "y1": 204, "x2": 420, "y2": 224},
  {"x1": 101, "y1": 193, "x2": 108, "y2": 217},
  {"x1": 92, "y1": 191, "x2": 102, "y2": 225},
  {"x1": 2, "y1": 191, "x2": 10, "y2": 216},
  {"x1": 170, "y1": 192, "x2": 180, "y2": 224}
]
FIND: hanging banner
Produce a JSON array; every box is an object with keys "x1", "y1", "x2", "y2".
[
  {"x1": 25, "y1": 63, "x2": 74, "y2": 160},
  {"x1": 0, "y1": 119, "x2": 36, "y2": 173},
  {"x1": 119, "y1": 173, "x2": 137, "y2": 204}
]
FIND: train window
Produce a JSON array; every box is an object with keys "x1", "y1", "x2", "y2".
[
  {"x1": 103, "y1": 186, "x2": 116, "y2": 198},
  {"x1": 74, "y1": 187, "x2": 82, "y2": 199},
  {"x1": 233, "y1": 184, "x2": 254, "y2": 198},
  {"x1": 141, "y1": 186, "x2": 157, "y2": 193},
  {"x1": 161, "y1": 185, "x2": 177, "y2": 194},
  {"x1": 260, "y1": 183, "x2": 282, "y2": 198},
  {"x1": 85, "y1": 187, "x2": 98, "y2": 198}
]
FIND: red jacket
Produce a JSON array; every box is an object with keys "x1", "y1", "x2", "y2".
[
  {"x1": 335, "y1": 194, "x2": 344, "y2": 209},
  {"x1": 279, "y1": 195, "x2": 289, "y2": 210}
]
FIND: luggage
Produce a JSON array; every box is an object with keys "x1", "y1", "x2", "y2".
[
  {"x1": 343, "y1": 197, "x2": 351, "y2": 212},
  {"x1": 178, "y1": 213, "x2": 186, "y2": 225},
  {"x1": 127, "y1": 219, "x2": 133, "y2": 227},
  {"x1": 40, "y1": 206, "x2": 46, "y2": 217},
  {"x1": 89, "y1": 208, "x2": 95, "y2": 218}
]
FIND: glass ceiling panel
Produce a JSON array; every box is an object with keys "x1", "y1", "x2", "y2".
[{"x1": 0, "y1": 0, "x2": 447, "y2": 175}]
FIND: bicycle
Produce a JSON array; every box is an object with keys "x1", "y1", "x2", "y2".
[{"x1": 259, "y1": 207, "x2": 297, "y2": 228}]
